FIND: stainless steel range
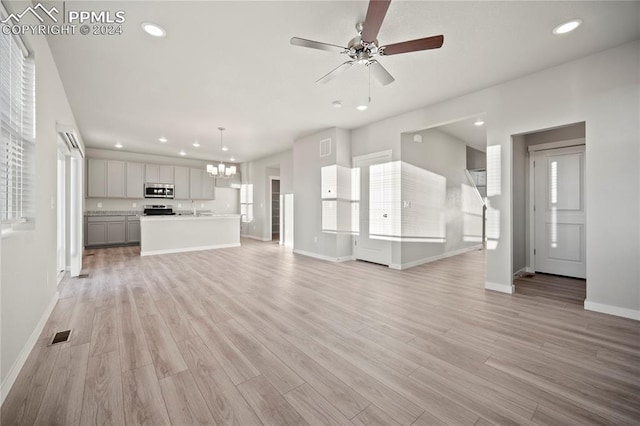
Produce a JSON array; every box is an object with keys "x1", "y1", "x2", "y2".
[{"x1": 143, "y1": 205, "x2": 175, "y2": 216}]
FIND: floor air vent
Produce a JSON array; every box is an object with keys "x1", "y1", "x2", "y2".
[
  {"x1": 77, "y1": 273, "x2": 89, "y2": 278},
  {"x1": 50, "y1": 330, "x2": 72, "y2": 345}
]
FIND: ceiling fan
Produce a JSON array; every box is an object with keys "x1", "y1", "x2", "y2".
[{"x1": 290, "y1": 0, "x2": 444, "y2": 86}]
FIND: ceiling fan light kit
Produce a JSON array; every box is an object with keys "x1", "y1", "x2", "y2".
[{"x1": 291, "y1": 0, "x2": 444, "y2": 88}]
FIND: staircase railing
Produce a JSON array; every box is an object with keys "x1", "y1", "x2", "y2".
[{"x1": 464, "y1": 169, "x2": 487, "y2": 243}]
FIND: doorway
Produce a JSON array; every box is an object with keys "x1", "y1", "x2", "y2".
[
  {"x1": 512, "y1": 122, "x2": 586, "y2": 303},
  {"x1": 56, "y1": 148, "x2": 66, "y2": 283},
  {"x1": 270, "y1": 177, "x2": 280, "y2": 241},
  {"x1": 353, "y1": 150, "x2": 393, "y2": 265}
]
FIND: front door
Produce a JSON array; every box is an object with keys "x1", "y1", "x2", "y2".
[{"x1": 533, "y1": 145, "x2": 586, "y2": 278}]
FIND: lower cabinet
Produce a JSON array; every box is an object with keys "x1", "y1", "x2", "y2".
[
  {"x1": 85, "y1": 215, "x2": 140, "y2": 247},
  {"x1": 127, "y1": 218, "x2": 141, "y2": 243}
]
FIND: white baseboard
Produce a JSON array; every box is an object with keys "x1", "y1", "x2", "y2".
[
  {"x1": 241, "y1": 234, "x2": 272, "y2": 242},
  {"x1": 486, "y1": 281, "x2": 515, "y2": 294},
  {"x1": 293, "y1": 249, "x2": 353, "y2": 263},
  {"x1": 1, "y1": 291, "x2": 59, "y2": 405},
  {"x1": 141, "y1": 243, "x2": 240, "y2": 257},
  {"x1": 389, "y1": 244, "x2": 483, "y2": 270},
  {"x1": 584, "y1": 300, "x2": 640, "y2": 321}
]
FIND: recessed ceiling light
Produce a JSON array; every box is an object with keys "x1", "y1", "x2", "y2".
[
  {"x1": 114, "y1": 143, "x2": 123, "y2": 148},
  {"x1": 474, "y1": 119, "x2": 485, "y2": 126},
  {"x1": 356, "y1": 105, "x2": 368, "y2": 111},
  {"x1": 230, "y1": 157, "x2": 236, "y2": 162},
  {"x1": 222, "y1": 146, "x2": 229, "y2": 152},
  {"x1": 179, "y1": 149, "x2": 186, "y2": 156},
  {"x1": 192, "y1": 141, "x2": 200, "y2": 147},
  {"x1": 332, "y1": 100, "x2": 342, "y2": 108},
  {"x1": 159, "y1": 136, "x2": 168, "y2": 143},
  {"x1": 142, "y1": 22, "x2": 166, "y2": 37},
  {"x1": 553, "y1": 19, "x2": 582, "y2": 35}
]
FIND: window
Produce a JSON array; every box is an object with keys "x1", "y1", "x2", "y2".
[
  {"x1": 0, "y1": 19, "x2": 35, "y2": 226},
  {"x1": 240, "y1": 184, "x2": 253, "y2": 223}
]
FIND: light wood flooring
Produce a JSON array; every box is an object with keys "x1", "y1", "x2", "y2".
[
  {"x1": 514, "y1": 273, "x2": 586, "y2": 306},
  {"x1": 2, "y1": 239, "x2": 640, "y2": 425}
]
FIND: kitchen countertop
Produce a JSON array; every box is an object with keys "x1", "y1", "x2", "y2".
[
  {"x1": 141, "y1": 214, "x2": 240, "y2": 221},
  {"x1": 85, "y1": 210, "x2": 140, "y2": 217}
]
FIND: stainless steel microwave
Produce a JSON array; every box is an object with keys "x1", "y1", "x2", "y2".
[{"x1": 144, "y1": 183, "x2": 174, "y2": 199}]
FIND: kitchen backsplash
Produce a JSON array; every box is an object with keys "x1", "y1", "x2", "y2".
[{"x1": 84, "y1": 188, "x2": 239, "y2": 214}]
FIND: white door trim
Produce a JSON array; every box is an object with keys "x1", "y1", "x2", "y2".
[
  {"x1": 268, "y1": 176, "x2": 280, "y2": 241},
  {"x1": 528, "y1": 138, "x2": 585, "y2": 153}
]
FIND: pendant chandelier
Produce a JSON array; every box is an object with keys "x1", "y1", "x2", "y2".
[{"x1": 206, "y1": 127, "x2": 236, "y2": 178}]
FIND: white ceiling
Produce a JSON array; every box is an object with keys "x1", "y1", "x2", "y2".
[
  {"x1": 435, "y1": 116, "x2": 487, "y2": 152},
  {"x1": 44, "y1": 1, "x2": 639, "y2": 163}
]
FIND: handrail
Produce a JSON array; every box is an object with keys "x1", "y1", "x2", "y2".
[{"x1": 464, "y1": 169, "x2": 486, "y2": 207}]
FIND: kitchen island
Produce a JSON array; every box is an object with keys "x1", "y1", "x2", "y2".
[{"x1": 140, "y1": 214, "x2": 240, "y2": 256}]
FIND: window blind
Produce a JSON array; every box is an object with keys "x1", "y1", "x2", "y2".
[{"x1": 0, "y1": 22, "x2": 35, "y2": 224}]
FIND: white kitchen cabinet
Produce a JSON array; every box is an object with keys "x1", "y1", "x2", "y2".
[
  {"x1": 145, "y1": 164, "x2": 174, "y2": 184},
  {"x1": 86, "y1": 215, "x2": 139, "y2": 247},
  {"x1": 203, "y1": 173, "x2": 215, "y2": 199},
  {"x1": 174, "y1": 166, "x2": 190, "y2": 199},
  {"x1": 107, "y1": 161, "x2": 125, "y2": 198},
  {"x1": 189, "y1": 168, "x2": 215, "y2": 200},
  {"x1": 159, "y1": 165, "x2": 174, "y2": 183},
  {"x1": 87, "y1": 158, "x2": 107, "y2": 197},
  {"x1": 126, "y1": 162, "x2": 144, "y2": 198},
  {"x1": 86, "y1": 222, "x2": 107, "y2": 245},
  {"x1": 189, "y1": 168, "x2": 203, "y2": 199},
  {"x1": 127, "y1": 218, "x2": 141, "y2": 243},
  {"x1": 107, "y1": 221, "x2": 126, "y2": 244}
]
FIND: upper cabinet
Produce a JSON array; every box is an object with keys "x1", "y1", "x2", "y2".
[
  {"x1": 88, "y1": 159, "x2": 126, "y2": 198},
  {"x1": 189, "y1": 168, "x2": 215, "y2": 200},
  {"x1": 106, "y1": 161, "x2": 125, "y2": 198},
  {"x1": 87, "y1": 159, "x2": 107, "y2": 197},
  {"x1": 174, "y1": 166, "x2": 190, "y2": 199},
  {"x1": 145, "y1": 164, "x2": 174, "y2": 184},
  {"x1": 87, "y1": 158, "x2": 218, "y2": 199},
  {"x1": 126, "y1": 162, "x2": 144, "y2": 198}
]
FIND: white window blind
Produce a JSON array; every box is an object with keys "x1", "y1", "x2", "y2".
[
  {"x1": 240, "y1": 184, "x2": 253, "y2": 223},
  {"x1": 0, "y1": 23, "x2": 35, "y2": 224}
]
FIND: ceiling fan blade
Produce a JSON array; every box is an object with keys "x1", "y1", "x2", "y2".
[
  {"x1": 368, "y1": 60, "x2": 395, "y2": 86},
  {"x1": 361, "y1": 0, "x2": 391, "y2": 43},
  {"x1": 290, "y1": 37, "x2": 347, "y2": 53},
  {"x1": 316, "y1": 61, "x2": 354, "y2": 84},
  {"x1": 381, "y1": 35, "x2": 444, "y2": 56}
]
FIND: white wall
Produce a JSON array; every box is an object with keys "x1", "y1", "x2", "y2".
[
  {"x1": 240, "y1": 150, "x2": 292, "y2": 240},
  {"x1": 1, "y1": 1, "x2": 86, "y2": 394},
  {"x1": 84, "y1": 148, "x2": 239, "y2": 214},
  {"x1": 399, "y1": 128, "x2": 482, "y2": 266},
  {"x1": 291, "y1": 127, "x2": 353, "y2": 260},
  {"x1": 352, "y1": 40, "x2": 639, "y2": 318}
]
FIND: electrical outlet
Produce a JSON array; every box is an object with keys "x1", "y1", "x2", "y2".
[
  {"x1": 178, "y1": 203, "x2": 182, "y2": 208},
  {"x1": 97, "y1": 202, "x2": 102, "y2": 208}
]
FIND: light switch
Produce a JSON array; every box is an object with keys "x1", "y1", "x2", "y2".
[
  {"x1": 178, "y1": 203, "x2": 182, "y2": 208},
  {"x1": 132, "y1": 202, "x2": 137, "y2": 208},
  {"x1": 97, "y1": 202, "x2": 102, "y2": 208}
]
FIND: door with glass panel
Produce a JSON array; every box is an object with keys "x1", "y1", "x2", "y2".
[
  {"x1": 533, "y1": 145, "x2": 586, "y2": 278},
  {"x1": 353, "y1": 151, "x2": 393, "y2": 265}
]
